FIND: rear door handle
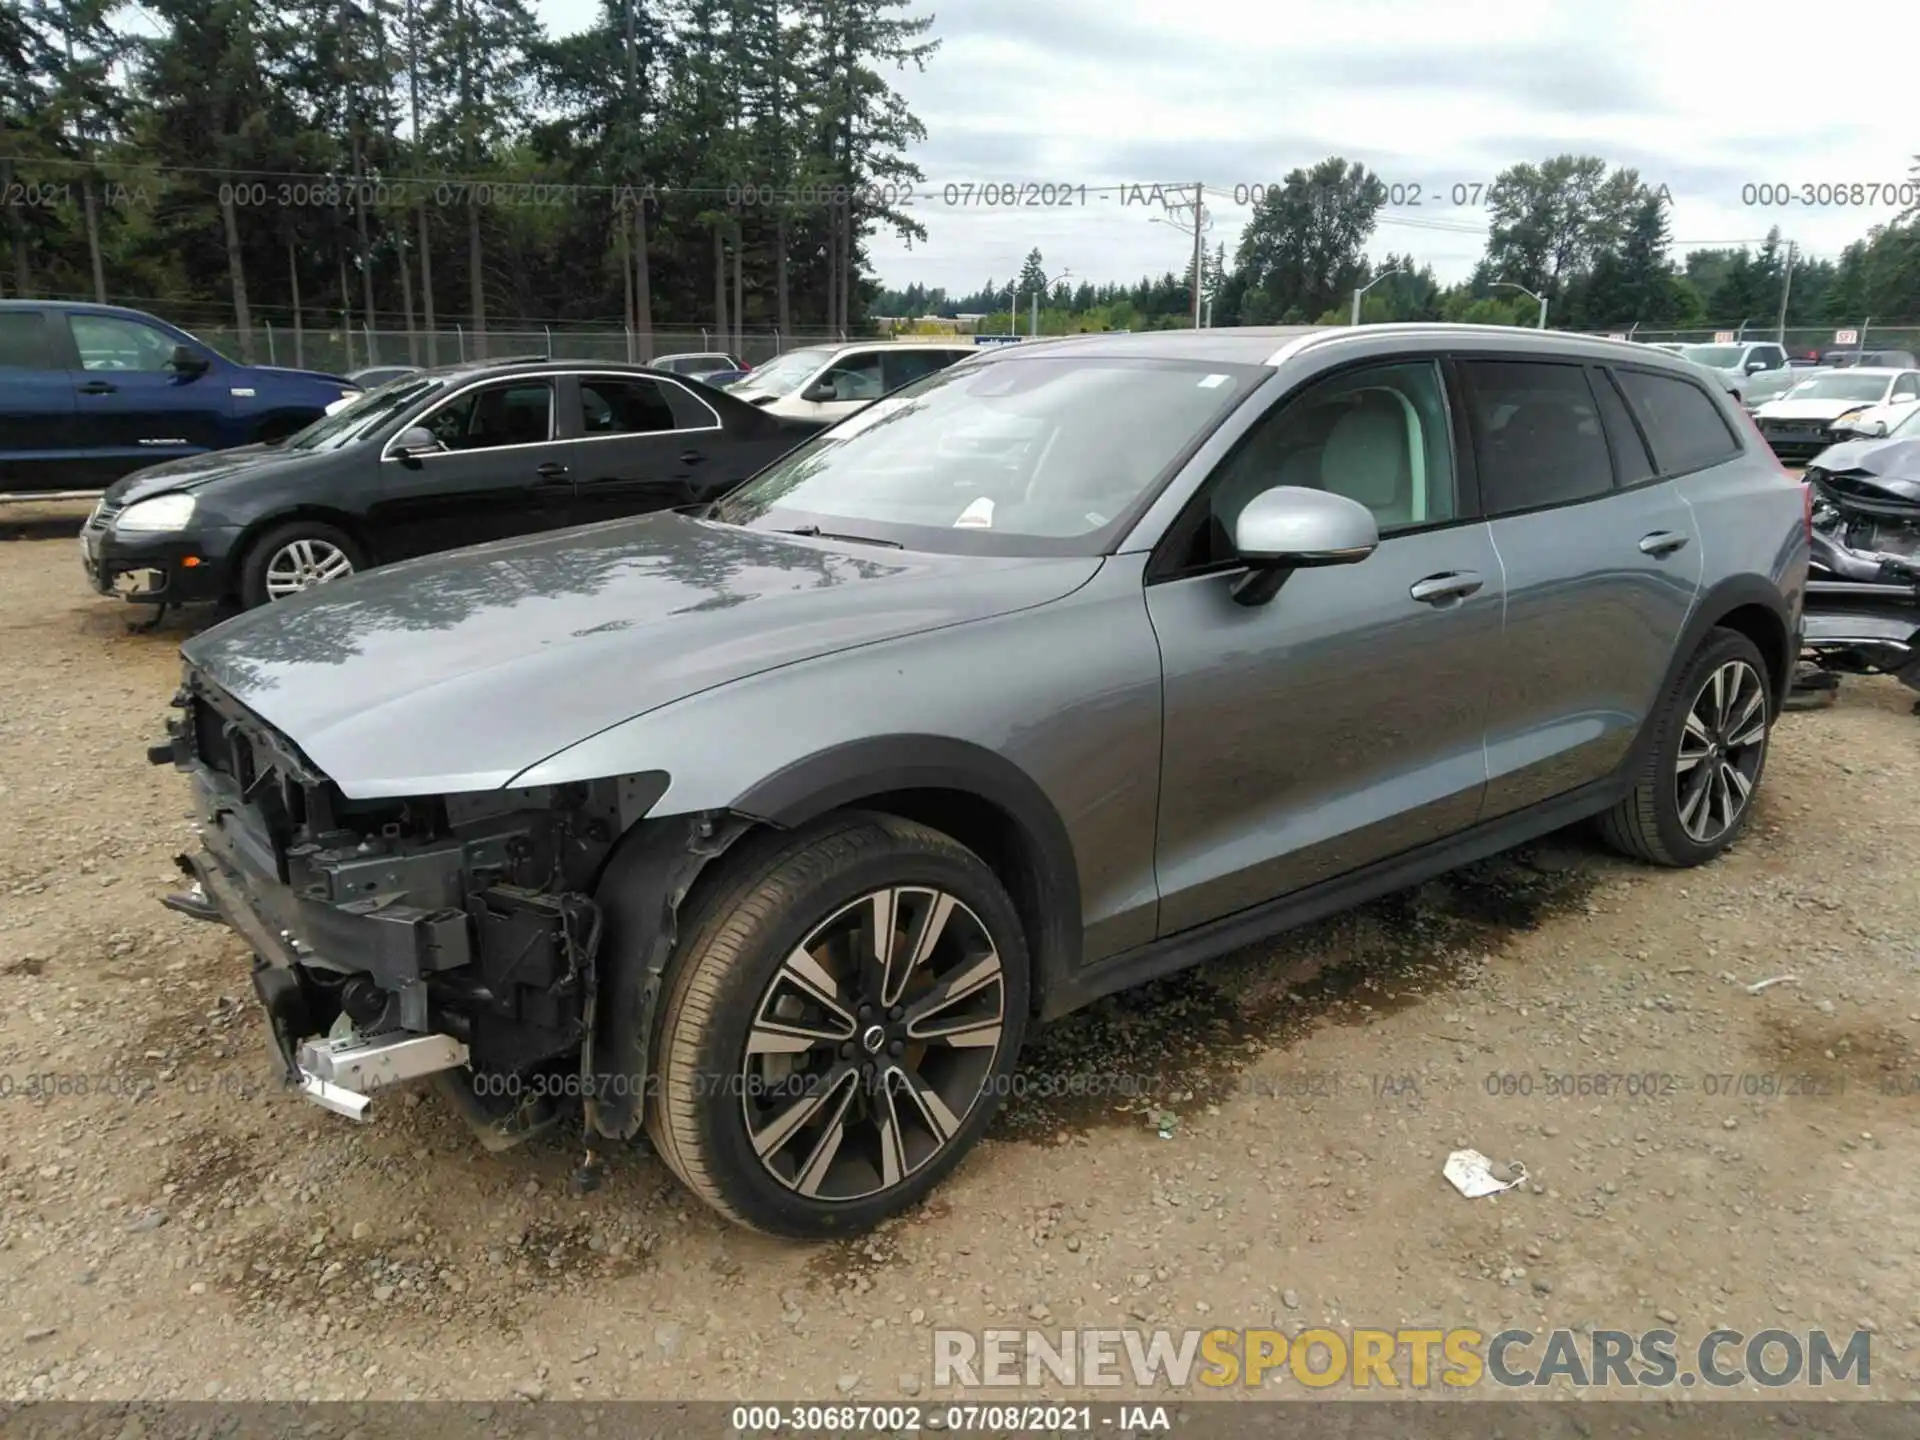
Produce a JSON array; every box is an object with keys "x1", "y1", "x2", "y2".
[
  {"x1": 1409, "y1": 570, "x2": 1484, "y2": 605},
  {"x1": 78, "y1": 380, "x2": 117, "y2": 395},
  {"x1": 679, "y1": 449, "x2": 706, "y2": 465},
  {"x1": 1639, "y1": 530, "x2": 1690, "y2": 557},
  {"x1": 535, "y1": 461, "x2": 569, "y2": 481}
]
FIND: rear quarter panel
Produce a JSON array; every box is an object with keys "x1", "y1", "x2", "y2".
[{"x1": 1673, "y1": 437, "x2": 1809, "y2": 673}]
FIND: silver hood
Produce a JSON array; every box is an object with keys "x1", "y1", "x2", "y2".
[{"x1": 180, "y1": 512, "x2": 1100, "y2": 798}]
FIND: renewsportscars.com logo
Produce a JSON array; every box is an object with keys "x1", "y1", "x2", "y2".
[{"x1": 934, "y1": 1327, "x2": 1872, "y2": 1390}]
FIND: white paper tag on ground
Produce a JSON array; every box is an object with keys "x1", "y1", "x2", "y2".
[{"x1": 1443, "y1": 1148, "x2": 1526, "y2": 1198}]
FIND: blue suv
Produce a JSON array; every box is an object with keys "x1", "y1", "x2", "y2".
[{"x1": 0, "y1": 301, "x2": 356, "y2": 495}]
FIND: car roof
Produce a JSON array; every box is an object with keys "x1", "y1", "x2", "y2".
[
  {"x1": 964, "y1": 323, "x2": 1738, "y2": 374},
  {"x1": 0, "y1": 298, "x2": 185, "y2": 321}
]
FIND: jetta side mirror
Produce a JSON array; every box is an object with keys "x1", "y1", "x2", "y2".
[
  {"x1": 1229, "y1": 485, "x2": 1379, "y2": 607},
  {"x1": 393, "y1": 426, "x2": 444, "y2": 464}
]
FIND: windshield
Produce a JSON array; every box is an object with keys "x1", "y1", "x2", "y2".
[
  {"x1": 1784, "y1": 373, "x2": 1894, "y2": 403},
  {"x1": 281, "y1": 374, "x2": 446, "y2": 452},
  {"x1": 711, "y1": 356, "x2": 1264, "y2": 555},
  {"x1": 731, "y1": 347, "x2": 834, "y2": 397},
  {"x1": 1679, "y1": 345, "x2": 1745, "y2": 367}
]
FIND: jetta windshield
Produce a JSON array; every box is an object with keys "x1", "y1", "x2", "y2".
[
  {"x1": 712, "y1": 355, "x2": 1265, "y2": 555},
  {"x1": 282, "y1": 375, "x2": 447, "y2": 452}
]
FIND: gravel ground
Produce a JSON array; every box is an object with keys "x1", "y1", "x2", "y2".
[{"x1": 2, "y1": 512, "x2": 1918, "y2": 1405}]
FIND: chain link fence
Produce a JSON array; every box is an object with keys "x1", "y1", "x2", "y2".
[{"x1": 190, "y1": 325, "x2": 855, "y2": 375}]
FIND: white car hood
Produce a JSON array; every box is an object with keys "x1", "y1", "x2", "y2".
[{"x1": 1757, "y1": 396, "x2": 1888, "y2": 422}]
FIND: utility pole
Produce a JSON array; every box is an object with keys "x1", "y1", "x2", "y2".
[
  {"x1": 1190, "y1": 183, "x2": 1204, "y2": 328},
  {"x1": 1775, "y1": 240, "x2": 1796, "y2": 345}
]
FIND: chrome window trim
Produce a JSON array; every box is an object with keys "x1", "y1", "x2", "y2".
[{"x1": 379, "y1": 369, "x2": 722, "y2": 461}]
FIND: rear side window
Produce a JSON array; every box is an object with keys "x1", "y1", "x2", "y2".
[
  {"x1": 0, "y1": 312, "x2": 55, "y2": 369},
  {"x1": 1612, "y1": 369, "x2": 1740, "y2": 474},
  {"x1": 1457, "y1": 360, "x2": 1615, "y2": 515},
  {"x1": 580, "y1": 377, "x2": 676, "y2": 435},
  {"x1": 1590, "y1": 369, "x2": 1656, "y2": 487}
]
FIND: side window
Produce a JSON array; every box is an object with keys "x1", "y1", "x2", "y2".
[
  {"x1": 883, "y1": 349, "x2": 964, "y2": 391},
  {"x1": 1893, "y1": 374, "x2": 1920, "y2": 400},
  {"x1": 1590, "y1": 369, "x2": 1656, "y2": 487},
  {"x1": 816, "y1": 350, "x2": 885, "y2": 402},
  {"x1": 69, "y1": 314, "x2": 178, "y2": 372},
  {"x1": 579, "y1": 377, "x2": 676, "y2": 436},
  {"x1": 420, "y1": 381, "x2": 553, "y2": 451},
  {"x1": 1761, "y1": 347, "x2": 1786, "y2": 370},
  {"x1": 1198, "y1": 359, "x2": 1457, "y2": 564},
  {"x1": 1457, "y1": 360, "x2": 1614, "y2": 515},
  {"x1": 659, "y1": 380, "x2": 719, "y2": 430},
  {"x1": 1612, "y1": 369, "x2": 1740, "y2": 474},
  {"x1": 0, "y1": 312, "x2": 56, "y2": 369}
]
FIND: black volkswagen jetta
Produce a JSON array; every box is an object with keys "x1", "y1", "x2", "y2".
[{"x1": 81, "y1": 357, "x2": 812, "y2": 610}]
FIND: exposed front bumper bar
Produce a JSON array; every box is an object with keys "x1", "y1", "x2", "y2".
[{"x1": 294, "y1": 1031, "x2": 471, "y2": 1121}]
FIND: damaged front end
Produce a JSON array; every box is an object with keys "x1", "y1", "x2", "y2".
[
  {"x1": 151, "y1": 668, "x2": 738, "y2": 1151},
  {"x1": 1803, "y1": 465, "x2": 1920, "y2": 693}
]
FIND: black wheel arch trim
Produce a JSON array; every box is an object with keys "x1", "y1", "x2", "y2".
[
  {"x1": 1643, "y1": 575, "x2": 1797, "y2": 761},
  {"x1": 728, "y1": 734, "x2": 1085, "y2": 1013}
]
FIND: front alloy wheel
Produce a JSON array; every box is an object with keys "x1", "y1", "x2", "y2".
[
  {"x1": 264, "y1": 537, "x2": 355, "y2": 598},
  {"x1": 642, "y1": 815, "x2": 1029, "y2": 1237},
  {"x1": 1674, "y1": 658, "x2": 1767, "y2": 844},
  {"x1": 743, "y1": 887, "x2": 1007, "y2": 1201}
]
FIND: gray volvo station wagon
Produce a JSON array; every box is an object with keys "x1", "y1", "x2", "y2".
[{"x1": 154, "y1": 324, "x2": 1808, "y2": 1236}]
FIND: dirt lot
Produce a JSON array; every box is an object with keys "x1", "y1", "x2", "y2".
[{"x1": 2, "y1": 508, "x2": 1919, "y2": 1406}]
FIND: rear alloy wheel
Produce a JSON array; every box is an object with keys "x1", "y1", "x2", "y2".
[
  {"x1": 1600, "y1": 627, "x2": 1771, "y2": 866},
  {"x1": 645, "y1": 815, "x2": 1028, "y2": 1237},
  {"x1": 239, "y1": 521, "x2": 364, "y2": 608}
]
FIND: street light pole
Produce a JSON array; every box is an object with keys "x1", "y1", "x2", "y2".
[
  {"x1": 1350, "y1": 267, "x2": 1408, "y2": 326},
  {"x1": 1491, "y1": 281, "x2": 1548, "y2": 329}
]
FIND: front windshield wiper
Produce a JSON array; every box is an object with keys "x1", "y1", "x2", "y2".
[{"x1": 772, "y1": 524, "x2": 903, "y2": 549}]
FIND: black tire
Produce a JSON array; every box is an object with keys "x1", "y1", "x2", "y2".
[
  {"x1": 645, "y1": 813, "x2": 1030, "y2": 1238},
  {"x1": 238, "y1": 521, "x2": 365, "y2": 609},
  {"x1": 1600, "y1": 627, "x2": 1772, "y2": 866}
]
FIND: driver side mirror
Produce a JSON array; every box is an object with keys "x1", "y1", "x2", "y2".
[
  {"x1": 1229, "y1": 486, "x2": 1379, "y2": 607},
  {"x1": 1744, "y1": 359, "x2": 1767, "y2": 374},
  {"x1": 393, "y1": 426, "x2": 444, "y2": 464},
  {"x1": 801, "y1": 379, "x2": 838, "y2": 404},
  {"x1": 168, "y1": 343, "x2": 211, "y2": 377}
]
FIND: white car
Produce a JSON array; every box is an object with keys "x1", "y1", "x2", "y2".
[
  {"x1": 726, "y1": 341, "x2": 978, "y2": 427},
  {"x1": 1753, "y1": 367, "x2": 1920, "y2": 461}
]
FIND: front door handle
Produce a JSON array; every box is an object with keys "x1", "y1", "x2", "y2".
[
  {"x1": 1639, "y1": 530, "x2": 1690, "y2": 557},
  {"x1": 78, "y1": 380, "x2": 117, "y2": 395},
  {"x1": 535, "y1": 461, "x2": 569, "y2": 481},
  {"x1": 1409, "y1": 570, "x2": 1484, "y2": 605},
  {"x1": 679, "y1": 449, "x2": 707, "y2": 465}
]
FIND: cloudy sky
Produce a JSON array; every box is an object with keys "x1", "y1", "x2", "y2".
[{"x1": 532, "y1": 0, "x2": 1916, "y2": 295}]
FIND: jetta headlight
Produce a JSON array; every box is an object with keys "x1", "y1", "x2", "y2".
[{"x1": 114, "y1": 493, "x2": 197, "y2": 532}]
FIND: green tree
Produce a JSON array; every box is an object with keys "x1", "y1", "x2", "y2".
[
  {"x1": 1233, "y1": 156, "x2": 1386, "y2": 323},
  {"x1": 1484, "y1": 155, "x2": 1646, "y2": 301}
]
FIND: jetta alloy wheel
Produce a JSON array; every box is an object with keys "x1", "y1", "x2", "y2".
[
  {"x1": 263, "y1": 538, "x2": 355, "y2": 599},
  {"x1": 740, "y1": 885, "x2": 1006, "y2": 1202},
  {"x1": 1674, "y1": 657, "x2": 1768, "y2": 844}
]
